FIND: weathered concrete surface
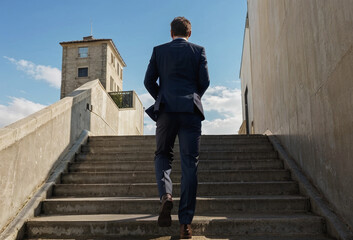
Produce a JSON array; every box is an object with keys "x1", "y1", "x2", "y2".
[
  {"x1": 0, "y1": 79, "x2": 142, "y2": 235},
  {"x1": 117, "y1": 91, "x2": 144, "y2": 135},
  {"x1": 0, "y1": 130, "x2": 89, "y2": 240},
  {"x1": 26, "y1": 213, "x2": 325, "y2": 238},
  {"x1": 240, "y1": 16, "x2": 254, "y2": 134},
  {"x1": 243, "y1": 0, "x2": 353, "y2": 231},
  {"x1": 24, "y1": 236, "x2": 335, "y2": 240},
  {"x1": 267, "y1": 132, "x2": 353, "y2": 240},
  {"x1": 24, "y1": 135, "x2": 332, "y2": 239}
]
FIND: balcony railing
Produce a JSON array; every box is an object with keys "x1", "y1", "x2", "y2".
[{"x1": 109, "y1": 91, "x2": 134, "y2": 108}]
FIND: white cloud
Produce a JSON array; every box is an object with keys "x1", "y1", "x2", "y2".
[
  {"x1": 139, "y1": 86, "x2": 243, "y2": 135},
  {"x1": 4, "y1": 56, "x2": 61, "y2": 88},
  {"x1": 138, "y1": 93, "x2": 156, "y2": 135},
  {"x1": 202, "y1": 86, "x2": 243, "y2": 134},
  {"x1": 138, "y1": 92, "x2": 156, "y2": 135},
  {"x1": 143, "y1": 120, "x2": 156, "y2": 135},
  {"x1": 202, "y1": 116, "x2": 242, "y2": 134},
  {"x1": 139, "y1": 92, "x2": 154, "y2": 108},
  {"x1": 202, "y1": 86, "x2": 242, "y2": 118},
  {"x1": 0, "y1": 97, "x2": 47, "y2": 128}
]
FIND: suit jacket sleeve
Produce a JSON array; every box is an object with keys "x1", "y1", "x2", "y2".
[
  {"x1": 144, "y1": 47, "x2": 159, "y2": 100},
  {"x1": 197, "y1": 47, "x2": 210, "y2": 97}
]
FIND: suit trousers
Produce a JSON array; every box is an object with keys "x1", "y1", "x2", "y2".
[{"x1": 154, "y1": 112, "x2": 201, "y2": 224}]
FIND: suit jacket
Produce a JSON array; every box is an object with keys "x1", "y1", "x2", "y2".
[{"x1": 144, "y1": 38, "x2": 210, "y2": 121}]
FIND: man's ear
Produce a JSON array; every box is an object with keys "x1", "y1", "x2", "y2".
[{"x1": 171, "y1": 30, "x2": 174, "y2": 39}]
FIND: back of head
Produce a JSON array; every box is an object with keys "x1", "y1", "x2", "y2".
[{"x1": 171, "y1": 17, "x2": 191, "y2": 37}]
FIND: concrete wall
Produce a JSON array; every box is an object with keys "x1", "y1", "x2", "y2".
[
  {"x1": 240, "y1": 17, "x2": 255, "y2": 134},
  {"x1": 118, "y1": 91, "x2": 144, "y2": 135},
  {"x1": 0, "y1": 80, "x2": 124, "y2": 234},
  {"x1": 245, "y1": 0, "x2": 353, "y2": 229}
]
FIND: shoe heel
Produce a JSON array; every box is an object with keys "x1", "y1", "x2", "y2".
[{"x1": 158, "y1": 200, "x2": 173, "y2": 227}]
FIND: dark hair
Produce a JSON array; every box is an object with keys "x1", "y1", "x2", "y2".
[{"x1": 170, "y1": 17, "x2": 191, "y2": 37}]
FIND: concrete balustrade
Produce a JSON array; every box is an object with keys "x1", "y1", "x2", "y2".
[
  {"x1": 0, "y1": 79, "x2": 143, "y2": 236},
  {"x1": 118, "y1": 91, "x2": 144, "y2": 135}
]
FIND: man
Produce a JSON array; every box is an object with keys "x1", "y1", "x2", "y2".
[{"x1": 144, "y1": 17, "x2": 210, "y2": 239}]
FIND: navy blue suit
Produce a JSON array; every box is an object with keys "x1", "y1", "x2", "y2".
[{"x1": 144, "y1": 38, "x2": 209, "y2": 224}]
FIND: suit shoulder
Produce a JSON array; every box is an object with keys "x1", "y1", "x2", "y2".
[
  {"x1": 154, "y1": 42, "x2": 171, "y2": 50},
  {"x1": 187, "y1": 42, "x2": 205, "y2": 55},
  {"x1": 188, "y1": 42, "x2": 204, "y2": 50}
]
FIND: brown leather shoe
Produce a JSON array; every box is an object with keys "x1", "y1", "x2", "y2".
[
  {"x1": 180, "y1": 224, "x2": 192, "y2": 239},
  {"x1": 158, "y1": 194, "x2": 173, "y2": 227}
]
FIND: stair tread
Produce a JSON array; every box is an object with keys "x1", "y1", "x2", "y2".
[
  {"x1": 80, "y1": 150, "x2": 277, "y2": 153},
  {"x1": 56, "y1": 181, "x2": 296, "y2": 185},
  {"x1": 89, "y1": 134, "x2": 266, "y2": 139},
  {"x1": 63, "y1": 169, "x2": 289, "y2": 174},
  {"x1": 29, "y1": 213, "x2": 322, "y2": 222},
  {"x1": 25, "y1": 237, "x2": 335, "y2": 240},
  {"x1": 44, "y1": 195, "x2": 308, "y2": 201},
  {"x1": 73, "y1": 159, "x2": 281, "y2": 163},
  {"x1": 87, "y1": 143, "x2": 272, "y2": 147},
  {"x1": 54, "y1": 181, "x2": 298, "y2": 189},
  {"x1": 87, "y1": 144, "x2": 272, "y2": 147}
]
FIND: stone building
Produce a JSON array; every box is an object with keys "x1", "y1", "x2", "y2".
[
  {"x1": 60, "y1": 36, "x2": 126, "y2": 98},
  {"x1": 240, "y1": 0, "x2": 353, "y2": 231}
]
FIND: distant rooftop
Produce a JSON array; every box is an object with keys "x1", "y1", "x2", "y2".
[{"x1": 60, "y1": 36, "x2": 126, "y2": 67}]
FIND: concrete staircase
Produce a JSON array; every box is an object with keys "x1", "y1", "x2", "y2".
[{"x1": 24, "y1": 135, "x2": 335, "y2": 240}]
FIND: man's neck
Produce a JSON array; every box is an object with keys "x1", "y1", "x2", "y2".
[{"x1": 173, "y1": 36, "x2": 188, "y2": 41}]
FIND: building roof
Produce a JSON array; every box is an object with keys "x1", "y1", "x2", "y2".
[{"x1": 60, "y1": 36, "x2": 126, "y2": 67}]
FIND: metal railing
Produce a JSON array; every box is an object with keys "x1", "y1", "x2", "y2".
[{"x1": 109, "y1": 91, "x2": 134, "y2": 108}]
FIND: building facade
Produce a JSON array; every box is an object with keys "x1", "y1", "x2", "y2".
[
  {"x1": 60, "y1": 36, "x2": 126, "y2": 99},
  {"x1": 240, "y1": 0, "x2": 353, "y2": 230}
]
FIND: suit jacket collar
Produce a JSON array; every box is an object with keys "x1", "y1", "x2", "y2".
[{"x1": 172, "y1": 38, "x2": 187, "y2": 42}]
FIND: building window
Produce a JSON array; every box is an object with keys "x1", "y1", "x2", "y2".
[
  {"x1": 110, "y1": 76, "x2": 114, "y2": 91},
  {"x1": 111, "y1": 53, "x2": 115, "y2": 65},
  {"x1": 78, "y1": 67, "x2": 88, "y2": 77},
  {"x1": 78, "y1": 47, "x2": 88, "y2": 58},
  {"x1": 120, "y1": 68, "x2": 123, "y2": 79},
  {"x1": 117, "y1": 62, "x2": 120, "y2": 75}
]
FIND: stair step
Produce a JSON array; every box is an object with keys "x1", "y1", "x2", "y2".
[
  {"x1": 81, "y1": 143, "x2": 273, "y2": 152},
  {"x1": 77, "y1": 151, "x2": 278, "y2": 161},
  {"x1": 53, "y1": 182, "x2": 299, "y2": 197},
  {"x1": 25, "y1": 237, "x2": 335, "y2": 240},
  {"x1": 25, "y1": 213, "x2": 325, "y2": 238},
  {"x1": 68, "y1": 159, "x2": 284, "y2": 172},
  {"x1": 88, "y1": 134, "x2": 267, "y2": 142},
  {"x1": 81, "y1": 145, "x2": 275, "y2": 153},
  {"x1": 25, "y1": 236, "x2": 335, "y2": 240},
  {"x1": 87, "y1": 138, "x2": 272, "y2": 147},
  {"x1": 61, "y1": 170, "x2": 291, "y2": 184},
  {"x1": 41, "y1": 196, "x2": 310, "y2": 215}
]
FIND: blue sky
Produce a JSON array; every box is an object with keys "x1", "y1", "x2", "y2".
[{"x1": 0, "y1": 0, "x2": 247, "y2": 134}]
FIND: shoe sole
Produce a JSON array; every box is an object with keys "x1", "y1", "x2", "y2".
[{"x1": 158, "y1": 200, "x2": 173, "y2": 227}]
